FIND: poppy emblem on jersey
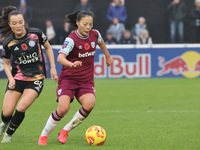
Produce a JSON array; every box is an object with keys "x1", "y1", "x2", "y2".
[
  {"x1": 62, "y1": 41, "x2": 69, "y2": 49},
  {"x1": 91, "y1": 42, "x2": 95, "y2": 48},
  {"x1": 29, "y1": 40, "x2": 35, "y2": 47},
  {"x1": 84, "y1": 43, "x2": 90, "y2": 50},
  {"x1": 21, "y1": 43, "x2": 28, "y2": 50}
]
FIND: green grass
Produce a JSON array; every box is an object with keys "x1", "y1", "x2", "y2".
[{"x1": 0, "y1": 78, "x2": 200, "y2": 150}]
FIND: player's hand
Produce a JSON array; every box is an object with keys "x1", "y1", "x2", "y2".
[
  {"x1": 50, "y1": 67, "x2": 58, "y2": 83},
  {"x1": 71, "y1": 61, "x2": 82, "y2": 68},
  {"x1": 8, "y1": 77, "x2": 15, "y2": 89},
  {"x1": 106, "y1": 55, "x2": 113, "y2": 67}
]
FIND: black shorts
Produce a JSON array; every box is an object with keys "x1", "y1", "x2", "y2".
[{"x1": 6, "y1": 79, "x2": 44, "y2": 96}]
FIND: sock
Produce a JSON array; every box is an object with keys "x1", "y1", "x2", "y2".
[
  {"x1": 63, "y1": 107, "x2": 91, "y2": 132},
  {"x1": 1, "y1": 111, "x2": 12, "y2": 124},
  {"x1": 41, "y1": 110, "x2": 63, "y2": 137},
  {"x1": 6, "y1": 110, "x2": 25, "y2": 136}
]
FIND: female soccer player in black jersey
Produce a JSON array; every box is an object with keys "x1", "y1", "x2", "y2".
[{"x1": 0, "y1": 6, "x2": 58, "y2": 143}]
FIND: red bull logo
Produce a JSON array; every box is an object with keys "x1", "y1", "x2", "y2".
[
  {"x1": 94, "y1": 54, "x2": 151, "y2": 78},
  {"x1": 157, "y1": 51, "x2": 200, "y2": 78}
]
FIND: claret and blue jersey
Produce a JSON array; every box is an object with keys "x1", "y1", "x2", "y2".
[{"x1": 58, "y1": 29, "x2": 102, "y2": 86}]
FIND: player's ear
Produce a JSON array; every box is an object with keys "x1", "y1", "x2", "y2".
[{"x1": 76, "y1": 20, "x2": 79, "y2": 26}]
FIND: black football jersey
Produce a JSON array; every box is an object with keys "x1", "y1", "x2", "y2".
[{"x1": 2, "y1": 28, "x2": 47, "y2": 81}]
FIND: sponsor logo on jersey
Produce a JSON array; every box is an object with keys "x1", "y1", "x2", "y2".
[
  {"x1": 18, "y1": 52, "x2": 39, "y2": 64},
  {"x1": 78, "y1": 51, "x2": 96, "y2": 58},
  {"x1": 21, "y1": 43, "x2": 28, "y2": 50},
  {"x1": 14, "y1": 46, "x2": 19, "y2": 51},
  {"x1": 91, "y1": 42, "x2": 95, "y2": 48},
  {"x1": 62, "y1": 41, "x2": 69, "y2": 49},
  {"x1": 29, "y1": 40, "x2": 35, "y2": 47}
]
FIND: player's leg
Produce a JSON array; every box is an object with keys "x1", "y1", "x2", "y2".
[
  {"x1": 59, "y1": 92, "x2": 95, "y2": 144},
  {"x1": 0, "y1": 90, "x2": 21, "y2": 137},
  {"x1": 1, "y1": 89, "x2": 38, "y2": 143},
  {"x1": 63, "y1": 93, "x2": 95, "y2": 131},
  {"x1": 38, "y1": 95, "x2": 71, "y2": 145}
]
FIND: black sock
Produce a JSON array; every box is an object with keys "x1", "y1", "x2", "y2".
[
  {"x1": 7, "y1": 110, "x2": 25, "y2": 136},
  {"x1": 1, "y1": 111, "x2": 12, "y2": 124}
]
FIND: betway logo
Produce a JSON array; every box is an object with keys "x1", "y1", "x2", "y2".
[
  {"x1": 78, "y1": 51, "x2": 96, "y2": 58},
  {"x1": 94, "y1": 54, "x2": 151, "y2": 78}
]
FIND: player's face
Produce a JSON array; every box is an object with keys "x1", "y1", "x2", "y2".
[
  {"x1": 9, "y1": 14, "x2": 26, "y2": 38},
  {"x1": 77, "y1": 16, "x2": 93, "y2": 36}
]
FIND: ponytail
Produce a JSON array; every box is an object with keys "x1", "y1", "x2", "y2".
[
  {"x1": 0, "y1": 6, "x2": 21, "y2": 38},
  {"x1": 65, "y1": 10, "x2": 94, "y2": 29},
  {"x1": 65, "y1": 10, "x2": 81, "y2": 29}
]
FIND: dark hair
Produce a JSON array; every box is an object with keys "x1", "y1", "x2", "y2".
[
  {"x1": 0, "y1": 6, "x2": 23, "y2": 38},
  {"x1": 65, "y1": 10, "x2": 94, "y2": 29}
]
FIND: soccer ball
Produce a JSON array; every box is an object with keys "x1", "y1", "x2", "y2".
[{"x1": 85, "y1": 125, "x2": 107, "y2": 146}]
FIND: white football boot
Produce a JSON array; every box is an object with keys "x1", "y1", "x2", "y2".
[
  {"x1": 1, "y1": 133, "x2": 12, "y2": 143},
  {"x1": 0, "y1": 122, "x2": 8, "y2": 136}
]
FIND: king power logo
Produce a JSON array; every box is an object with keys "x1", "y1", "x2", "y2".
[{"x1": 94, "y1": 54, "x2": 151, "y2": 78}]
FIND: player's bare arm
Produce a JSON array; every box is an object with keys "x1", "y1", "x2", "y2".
[
  {"x1": 3, "y1": 58, "x2": 15, "y2": 89},
  {"x1": 57, "y1": 53, "x2": 82, "y2": 68},
  {"x1": 98, "y1": 38, "x2": 113, "y2": 66},
  {"x1": 43, "y1": 41, "x2": 58, "y2": 82}
]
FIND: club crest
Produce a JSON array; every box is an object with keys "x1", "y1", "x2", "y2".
[{"x1": 91, "y1": 42, "x2": 95, "y2": 48}]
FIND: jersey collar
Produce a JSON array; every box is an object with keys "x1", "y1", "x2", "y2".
[{"x1": 75, "y1": 30, "x2": 89, "y2": 39}]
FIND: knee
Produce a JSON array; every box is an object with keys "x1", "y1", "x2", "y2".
[
  {"x1": 57, "y1": 105, "x2": 70, "y2": 117},
  {"x1": 16, "y1": 107, "x2": 26, "y2": 112},
  {"x1": 2, "y1": 109, "x2": 14, "y2": 117},
  {"x1": 82, "y1": 98, "x2": 95, "y2": 111}
]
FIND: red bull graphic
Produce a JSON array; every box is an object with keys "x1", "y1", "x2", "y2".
[
  {"x1": 157, "y1": 56, "x2": 189, "y2": 76},
  {"x1": 94, "y1": 54, "x2": 151, "y2": 78},
  {"x1": 194, "y1": 59, "x2": 200, "y2": 72},
  {"x1": 157, "y1": 51, "x2": 200, "y2": 78}
]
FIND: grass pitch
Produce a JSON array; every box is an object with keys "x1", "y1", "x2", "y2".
[{"x1": 0, "y1": 78, "x2": 199, "y2": 150}]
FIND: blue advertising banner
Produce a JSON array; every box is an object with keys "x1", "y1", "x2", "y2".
[
  {"x1": 1, "y1": 45, "x2": 200, "y2": 79},
  {"x1": 94, "y1": 46, "x2": 200, "y2": 78}
]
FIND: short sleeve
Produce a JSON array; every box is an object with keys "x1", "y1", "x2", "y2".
[
  {"x1": 40, "y1": 31, "x2": 48, "y2": 45},
  {"x1": 58, "y1": 37, "x2": 74, "y2": 56},
  {"x1": 30, "y1": 28, "x2": 47, "y2": 45},
  {"x1": 1, "y1": 44, "x2": 11, "y2": 59},
  {"x1": 93, "y1": 29, "x2": 102, "y2": 44}
]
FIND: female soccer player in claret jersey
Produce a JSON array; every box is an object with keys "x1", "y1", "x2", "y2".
[
  {"x1": 0, "y1": 6, "x2": 58, "y2": 143},
  {"x1": 38, "y1": 10, "x2": 113, "y2": 145}
]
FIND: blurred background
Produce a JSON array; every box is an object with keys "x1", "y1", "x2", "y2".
[{"x1": 0, "y1": 0, "x2": 195, "y2": 44}]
